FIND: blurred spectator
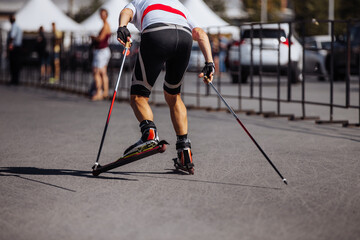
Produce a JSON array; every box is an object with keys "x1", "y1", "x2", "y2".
[
  {"x1": 50, "y1": 22, "x2": 62, "y2": 84},
  {"x1": 36, "y1": 26, "x2": 50, "y2": 83},
  {"x1": 219, "y1": 35, "x2": 229, "y2": 72},
  {"x1": 90, "y1": 8, "x2": 111, "y2": 101},
  {"x1": 210, "y1": 36, "x2": 220, "y2": 75},
  {"x1": 7, "y1": 14, "x2": 23, "y2": 86}
]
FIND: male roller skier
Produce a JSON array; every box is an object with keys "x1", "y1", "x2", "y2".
[{"x1": 117, "y1": 0, "x2": 215, "y2": 173}]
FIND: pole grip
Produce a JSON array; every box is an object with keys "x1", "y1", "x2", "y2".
[{"x1": 125, "y1": 39, "x2": 132, "y2": 49}]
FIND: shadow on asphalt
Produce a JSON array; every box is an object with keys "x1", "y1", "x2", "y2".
[
  {"x1": 0, "y1": 167, "x2": 132, "y2": 180},
  {"x1": 110, "y1": 170, "x2": 282, "y2": 190},
  {"x1": 0, "y1": 167, "x2": 281, "y2": 191},
  {"x1": 252, "y1": 121, "x2": 360, "y2": 143},
  {"x1": 0, "y1": 167, "x2": 138, "y2": 192}
]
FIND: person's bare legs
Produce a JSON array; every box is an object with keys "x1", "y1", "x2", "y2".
[
  {"x1": 54, "y1": 58, "x2": 60, "y2": 81},
  {"x1": 92, "y1": 68, "x2": 103, "y2": 100},
  {"x1": 40, "y1": 64, "x2": 45, "y2": 79},
  {"x1": 130, "y1": 95, "x2": 154, "y2": 122},
  {"x1": 99, "y1": 66, "x2": 109, "y2": 98},
  {"x1": 164, "y1": 91, "x2": 188, "y2": 135}
]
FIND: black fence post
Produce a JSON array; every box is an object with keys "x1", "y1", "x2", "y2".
[
  {"x1": 287, "y1": 21, "x2": 292, "y2": 101},
  {"x1": 217, "y1": 27, "x2": 221, "y2": 110},
  {"x1": 237, "y1": 25, "x2": 242, "y2": 111},
  {"x1": 250, "y1": 24, "x2": 254, "y2": 98},
  {"x1": 316, "y1": 20, "x2": 348, "y2": 125},
  {"x1": 345, "y1": 20, "x2": 351, "y2": 108},
  {"x1": 330, "y1": 21, "x2": 334, "y2": 121},
  {"x1": 277, "y1": 23, "x2": 281, "y2": 115},
  {"x1": 301, "y1": 20, "x2": 306, "y2": 119},
  {"x1": 258, "y1": 23, "x2": 263, "y2": 114}
]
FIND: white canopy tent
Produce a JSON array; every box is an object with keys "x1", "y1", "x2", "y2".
[
  {"x1": 181, "y1": 0, "x2": 239, "y2": 37},
  {"x1": 1, "y1": 0, "x2": 82, "y2": 32},
  {"x1": 81, "y1": 0, "x2": 138, "y2": 34},
  {"x1": 82, "y1": 0, "x2": 238, "y2": 37},
  {"x1": 225, "y1": 0, "x2": 249, "y2": 20},
  {"x1": 182, "y1": 0, "x2": 228, "y2": 28}
]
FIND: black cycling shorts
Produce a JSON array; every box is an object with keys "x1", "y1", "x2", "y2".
[{"x1": 131, "y1": 23, "x2": 193, "y2": 97}]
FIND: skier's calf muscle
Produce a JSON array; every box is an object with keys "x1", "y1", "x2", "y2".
[{"x1": 130, "y1": 95, "x2": 153, "y2": 122}]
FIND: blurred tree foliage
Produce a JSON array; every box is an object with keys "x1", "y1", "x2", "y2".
[
  {"x1": 242, "y1": 0, "x2": 283, "y2": 22},
  {"x1": 241, "y1": 0, "x2": 360, "y2": 36},
  {"x1": 242, "y1": 0, "x2": 360, "y2": 21},
  {"x1": 293, "y1": 0, "x2": 360, "y2": 21},
  {"x1": 73, "y1": 0, "x2": 103, "y2": 23},
  {"x1": 203, "y1": 0, "x2": 226, "y2": 14},
  {"x1": 293, "y1": 0, "x2": 360, "y2": 36}
]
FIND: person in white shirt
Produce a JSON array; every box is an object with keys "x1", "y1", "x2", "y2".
[
  {"x1": 7, "y1": 14, "x2": 23, "y2": 85},
  {"x1": 117, "y1": 0, "x2": 215, "y2": 174}
]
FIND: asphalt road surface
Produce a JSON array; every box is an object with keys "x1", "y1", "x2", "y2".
[{"x1": 0, "y1": 85, "x2": 359, "y2": 240}]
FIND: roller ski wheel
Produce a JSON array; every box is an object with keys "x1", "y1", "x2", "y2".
[
  {"x1": 92, "y1": 163, "x2": 102, "y2": 176},
  {"x1": 173, "y1": 138, "x2": 194, "y2": 175},
  {"x1": 173, "y1": 158, "x2": 195, "y2": 175},
  {"x1": 172, "y1": 147, "x2": 195, "y2": 175}
]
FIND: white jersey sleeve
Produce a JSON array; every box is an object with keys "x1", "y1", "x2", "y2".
[{"x1": 124, "y1": 2, "x2": 136, "y2": 17}]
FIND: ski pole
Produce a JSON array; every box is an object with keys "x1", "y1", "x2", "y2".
[
  {"x1": 207, "y1": 81, "x2": 288, "y2": 185},
  {"x1": 92, "y1": 41, "x2": 131, "y2": 170}
]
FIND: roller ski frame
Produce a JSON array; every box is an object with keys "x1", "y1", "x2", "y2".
[{"x1": 92, "y1": 140, "x2": 168, "y2": 176}]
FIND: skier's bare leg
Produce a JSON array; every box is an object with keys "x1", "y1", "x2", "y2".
[
  {"x1": 130, "y1": 95, "x2": 154, "y2": 122},
  {"x1": 123, "y1": 95, "x2": 158, "y2": 156},
  {"x1": 164, "y1": 91, "x2": 188, "y2": 136}
]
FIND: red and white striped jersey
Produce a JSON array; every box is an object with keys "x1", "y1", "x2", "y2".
[{"x1": 124, "y1": 0, "x2": 199, "y2": 32}]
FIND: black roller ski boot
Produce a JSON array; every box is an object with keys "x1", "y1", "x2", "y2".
[
  {"x1": 173, "y1": 137, "x2": 194, "y2": 175},
  {"x1": 124, "y1": 120, "x2": 159, "y2": 156}
]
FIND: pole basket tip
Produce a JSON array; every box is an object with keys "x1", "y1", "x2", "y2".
[
  {"x1": 283, "y1": 179, "x2": 288, "y2": 185},
  {"x1": 92, "y1": 163, "x2": 101, "y2": 170}
]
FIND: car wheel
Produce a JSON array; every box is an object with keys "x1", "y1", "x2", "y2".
[
  {"x1": 317, "y1": 76, "x2": 326, "y2": 81},
  {"x1": 334, "y1": 70, "x2": 346, "y2": 81},
  {"x1": 290, "y1": 65, "x2": 301, "y2": 83},
  {"x1": 231, "y1": 71, "x2": 248, "y2": 84},
  {"x1": 315, "y1": 63, "x2": 326, "y2": 81},
  {"x1": 231, "y1": 74, "x2": 239, "y2": 83},
  {"x1": 241, "y1": 71, "x2": 248, "y2": 83}
]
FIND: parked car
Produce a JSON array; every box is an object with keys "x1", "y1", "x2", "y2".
[
  {"x1": 325, "y1": 23, "x2": 360, "y2": 81},
  {"x1": 187, "y1": 42, "x2": 205, "y2": 72},
  {"x1": 304, "y1": 35, "x2": 332, "y2": 81},
  {"x1": 228, "y1": 23, "x2": 303, "y2": 83}
]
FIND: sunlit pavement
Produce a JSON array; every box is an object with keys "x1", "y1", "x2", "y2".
[{"x1": 0, "y1": 85, "x2": 359, "y2": 240}]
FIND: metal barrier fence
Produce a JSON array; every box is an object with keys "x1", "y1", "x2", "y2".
[{"x1": 1, "y1": 19, "x2": 359, "y2": 127}]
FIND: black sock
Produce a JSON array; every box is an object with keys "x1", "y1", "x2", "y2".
[
  {"x1": 177, "y1": 134, "x2": 188, "y2": 142},
  {"x1": 139, "y1": 120, "x2": 156, "y2": 134}
]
